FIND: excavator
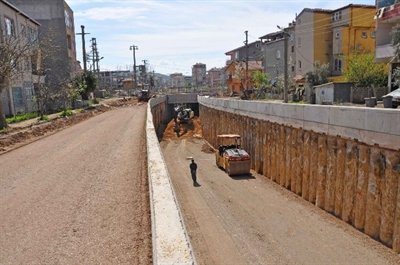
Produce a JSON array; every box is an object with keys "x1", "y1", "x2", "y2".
[{"x1": 173, "y1": 105, "x2": 194, "y2": 137}]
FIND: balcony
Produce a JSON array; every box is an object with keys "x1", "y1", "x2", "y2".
[
  {"x1": 377, "y1": 1, "x2": 400, "y2": 23},
  {"x1": 375, "y1": 44, "x2": 395, "y2": 63}
]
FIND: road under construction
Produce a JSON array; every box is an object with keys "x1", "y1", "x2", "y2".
[{"x1": 148, "y1": 94, "x2": 400, "y2": 264}]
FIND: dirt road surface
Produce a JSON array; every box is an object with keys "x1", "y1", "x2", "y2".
[
  {"x1": 0, "y1": 105, "x2": 151, "y2": 264},
  {"x1": 161, "y1": 138, "x2": 400, "y2": 265}
]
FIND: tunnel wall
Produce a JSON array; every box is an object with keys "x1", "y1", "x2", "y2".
[
  {"x1": 199, "y1": 97, "x2": 400, "y2": 253},
  {"x1": 147, "y1": 96, "x2": 196, "y2": 264}
]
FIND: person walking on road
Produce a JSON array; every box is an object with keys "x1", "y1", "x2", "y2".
[{"x1": 190, "y1": 159, "x2": 198, "y2": 186}]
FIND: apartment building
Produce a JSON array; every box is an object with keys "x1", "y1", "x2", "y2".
[
  {"x1": 225, "y1": 40, "x2": 263, "y2": 65},
  {"x1": 9, "y1": 0, "x2": 78, "y2": 94},
  {"x1": 295, "y1": 8, "x2": 332, "y2": 77},
  {"x1": 0, "y1": 0, "x2": 40, "y2": 116},
  {"x1": 259, "y1": 22, "x2": 296, "y2": 83},
  {"x1": 170, "y1": 73, "x2": 185, "y2": 88},
  {"x1": 192, "y1": 63, "x2": 207, "y2": 88},
  {"x1": 98, "y1": 70, "x2": 131, "y2": 91},
  {"x1": 376, "y1": 0, "x2": 400, "y2": 92},
  {"x1": 331, "y1": 4, "x2": 376, "y2": 78},
  {"x1": 207, "y1": 67, "x2": 226, "y2": 88}
]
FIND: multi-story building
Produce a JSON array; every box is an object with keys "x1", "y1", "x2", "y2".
[
  {"x1": 207, "y1": 67, "x2": 226, "y2": 88},
  {"x1": 192, "y1": 63, "x2": 207, "y2": 88},
  {"x1": 259, "y1": 22, "x2": 296, "y2": 84},
  {"x1": 376, "y1": 0, "x2": 400, "y2": 92},
  {"x1": 0, "y1": 0, "x2": 40, "y2": 116},
  {"x1": 331, "y1": 4, "x2": 376, "y2": 78},
  {"x1": 225, "y1": 60, "x2": 263, "y2": 95},
  {"x1": 98, "y1": 70, "x2": 131, "y2": 91},
  {"x1": 295, "y1": 8, "x2": 332, "y2": 77},
  {"x1": 9, "y1": 0, "x2": 78, "y2": 95},
  {"x1": 225, "y1": 40, "x2": 263, "y2": 65},
  {"x1": 170, "y1": 73, "x2": 185, "y2": 88}
]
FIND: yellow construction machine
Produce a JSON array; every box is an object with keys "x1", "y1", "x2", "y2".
[{"x1": 215, "y1": 134, "x2": 251, "y2": 176}]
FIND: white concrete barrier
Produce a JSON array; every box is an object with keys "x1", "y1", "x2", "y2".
[{"x1": 146, "y1": 101, "x2": 196, "y2": 265}]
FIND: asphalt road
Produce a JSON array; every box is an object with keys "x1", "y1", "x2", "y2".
[
  {"x1": 0, "y1": 105, "x2": 151, "y2": 265},
  {"x1": 161, "y1": 138, "x2": 400, "y2": 265}
]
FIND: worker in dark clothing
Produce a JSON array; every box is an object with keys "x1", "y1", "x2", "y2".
[{"x1": 190, "y1": 159, "x2": 197, "y2": 186}]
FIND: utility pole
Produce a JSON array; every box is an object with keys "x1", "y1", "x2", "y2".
[
  {"x1": 142, "y1": 59, "x2": 147, "y2": 84},
  {"x1": 77, "y1": 25, "x2": 90, "y2": 72},
  {"x1": 244, "y1": 30, "x2": 249, "y2": 91},
  {"x1": 130, "y1": 45, "x2": 138, "y2": 90},
  {"x1": 91, "y1": 38, "x2": 97, "y2": 72}
]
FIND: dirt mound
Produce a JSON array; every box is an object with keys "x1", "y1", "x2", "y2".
[
  {"x1": 162, "y1": 117, "x2": 203, "y2": 141},
  {"x1": 105, "y1": 97, "x2": 138, "y2": 107}
]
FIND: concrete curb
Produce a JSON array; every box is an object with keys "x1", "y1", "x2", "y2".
[{"x1": 146, "y1": 102, "x2": 196, "y2": 265}]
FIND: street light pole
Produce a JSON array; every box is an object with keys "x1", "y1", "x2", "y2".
[
  {"x1": 130, "y1": 45, "x2": 138, "y2": 90},
  {"x1": 244, "y1": 30, "x2": 249, "y2": 91}
]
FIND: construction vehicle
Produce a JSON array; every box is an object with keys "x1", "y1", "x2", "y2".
[
  {"x1": 173, "y1": 105, "x2": 195, "y2": 137},
  {"x1": 138, "y1": 89, "x2": 150, "y2": 102},
  {"x1": 215, "y1": 134, "x2": 251, "y2": 176},
  {"x1": 174, "y1": 105, "x2": 194, "y2": 125}
]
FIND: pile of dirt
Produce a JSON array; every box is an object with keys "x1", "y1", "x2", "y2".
[
  {"x1": 104, "y1": 97, "x2": 138, "y2": 107},
  {"x1": 0, "y1": 100, "x2": 138, "y2": 153},
  {"x1": 162, "y1": 117, "x2": 203, "y2": 141}
]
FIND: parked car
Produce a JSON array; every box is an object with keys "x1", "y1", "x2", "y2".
[{"x1": 383, "y1": 88, "x2": 400, "y2": 108}]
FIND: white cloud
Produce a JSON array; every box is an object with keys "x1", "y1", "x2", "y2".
[{"x1": 70, "y1": 0, "x2": 375, "y2": 74}]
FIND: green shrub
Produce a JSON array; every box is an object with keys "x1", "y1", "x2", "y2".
[
  {"x1": 89, "y1": 98, "x2": 99, "y2": 105},
  {"x1": 60, "y1": 109, "x2": 74, "y2": 117},
  {"x1": 39, "y1": 115, "x2": 49, "y2": 121},
  {"x1": 6, "y1": 112, "x2": 39, "y2": 124}
]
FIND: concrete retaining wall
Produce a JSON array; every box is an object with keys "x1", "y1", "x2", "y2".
[
  {"x1": 147, "y1": 97, "x2": 195, "y2": 264},
  {"x1": 199, "y1": 97, "x2": 400, "y2": 253}
]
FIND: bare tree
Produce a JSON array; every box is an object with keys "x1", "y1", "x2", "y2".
[{"x1": 0, "y1": 24, "x2": 39, "y2": 129}]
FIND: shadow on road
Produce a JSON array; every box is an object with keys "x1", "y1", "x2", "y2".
[
  {"x1": 230, "y1": 174, "x2": 256, "y2": 181},
  {"x1": 193, "y1": 182, "x2": 201, "y2": 187}
]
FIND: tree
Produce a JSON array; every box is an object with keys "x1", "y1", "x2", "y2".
[
  {"x1": 252, "y1": 71, "x2": 269, "y2": 89},
  {"x1": 392, "y1": 23, "x2": 400, "y2": 62},
  {"x1": 305, "y1": 63, "x2": 329, "y2": 87},
  {"x1": 251, "y1": 71, "x2": 270, "y2": 99},
  {"x1": 344, "y1": 52, "x2": 387, "y2": 88},
  {"x1": 0, "y1": 25, "x2": 39, "y2": 129},
  {"x1": 71, "y1": 71, "x2": 97, "y2": 100}
]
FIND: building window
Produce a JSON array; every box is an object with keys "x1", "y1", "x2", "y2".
[
  {"x1": 298, "y1": 60, "x2": 302, "y2": 69},
  {"x1": 67, "y1": 34, "x2": 72, "y2": 49},
  {"x1": 276, "y1": 50, "x2": 281, "y2": 59},
  {"x1": 4, "y1": 17, "x2": 15, "y2": 36},
  {"x1": 332, "y1": 11, "x2": 342, "y2": 21},
  {"x1": 291, "y1": 65, "x2": 295, "y2": 72},
  {"x1": 291, "y1": 45, "x2": 294, "y2": 53},
  {"x1": 361, "y1": 32, "x2": 368, "y2": 39},
  {"x1": 335, "y1": 32, "x2": 340, "y2": 39},
  {"x1": 334, "y1": 59, "x2": 342, "y2": 72}
]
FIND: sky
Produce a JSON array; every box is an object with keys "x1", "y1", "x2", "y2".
[{"x1": 66, "y1": 0, "x2": 376, "y2": 76}]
